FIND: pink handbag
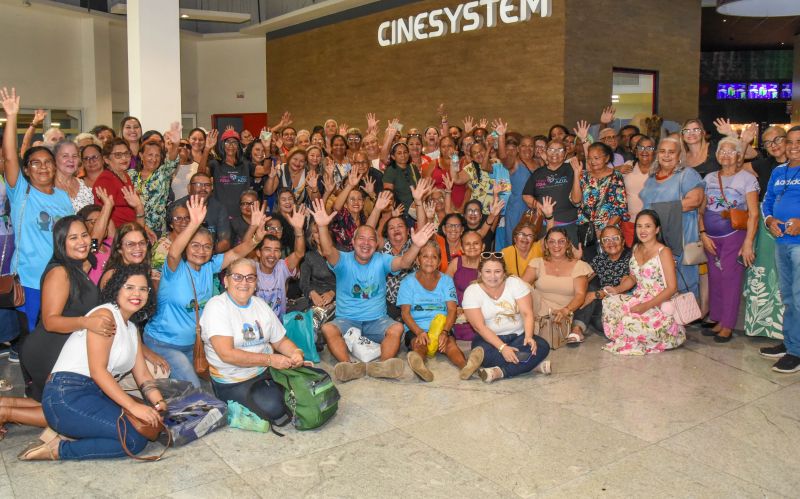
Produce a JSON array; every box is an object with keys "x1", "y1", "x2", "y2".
[{"x1": 653, "y1": 246, "x2": 702, "y2": 325}]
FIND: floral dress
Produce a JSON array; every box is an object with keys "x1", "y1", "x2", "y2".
[
  {"x1": 465, "y1": 161, "x2": 493, "y2": 213},
  {"x1": 128, "y1": 158, "x2": 179, "y2": 235},
  {"x1": 577, "y1": 170, "x2": 629, "y2": 230},
  {"x1": 602, "y1": 248, "x2": 684, "y2": 355}
]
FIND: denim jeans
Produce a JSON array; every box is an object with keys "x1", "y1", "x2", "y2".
[
  {"x1": 143, "y1": 335, "x2": 201, "y2": 388},
  {"x1": 472, "y1": 333, "x2": 550, "y2": 378},
  {"x1": 0, "y1": 308, "x2": 20, "y2": 342},
  {"x1": 776, "y1": 243, "x2": 800, "y2": 357},
  {"x1": 211, "y1": 369, "x2": 287, "y2": 422},
  {"x1": 41, "y1": 372, "x2": 149, "y2": 460}
]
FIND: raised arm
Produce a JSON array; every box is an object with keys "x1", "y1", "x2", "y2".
[
  {"x1": 20, "y1": 108, "x2": 46, "y2": 157},
  {"x1": 309, "y1": 197, "x2": 340, "y2": 266},
  {"x1": 221, "y1": 201, "x2": 268, "y2": 269},
  {"x1": 392, "y1": 222, "x2": 436, "y2": 272},
  {"x1": 284, "y1": 205, "x2": 307, "y2": 271},
  {"x1": 197, "y1": 129, "x2": 218, "y2": 175},
  {"x1": 379, "y1": 120, "x2": 399, "y2": 165},
  {"x1": 164, "y1": 121, "x2": 181, "y2": 162},
  {"x1": 568, "y1": 156, "x2": 584, "y2": 205},
  {"x1": 333, "y1": 170, "x2": 361, "y2": 213},
  {"x1": 91, "y1": 187, "x2": 114, "y2": 241},
  {"x1": 366, "y1": 190, "x2": 392, "y2": 229},
  {"x1": 493, "y1": 119, "x2": 508, "y2": 161},
  {"x1": 167, "y1": 195, "x2": 206, "y2": 271},
  {"x1": 1, "y1": 87, "x2": 22, "y2": 187}
]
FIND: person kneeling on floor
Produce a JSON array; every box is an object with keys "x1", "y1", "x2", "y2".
[
  {"x1": 308, "y1": 198, "x2": 437, "y2": 382},
  {"x1": 398, "y1": 240, "x2": 484, "y2": 381}
]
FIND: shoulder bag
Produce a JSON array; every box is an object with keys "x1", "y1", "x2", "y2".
[
  {"x1": 654, "y1": 248, "x2": 702, "y2": 325},
  {"x1": 188, "y1": 273, "x2": 211, "y2": 381},
  {"x1": 0, "y1": 185, "x2": 29, "y2": 308},
  {"x1": 534, "y1": 314, "x2": 571, "y2": 350},
  {"x1": 717, "y1": 173, "x2": 748, "y2": 230},
  {"x1": 116, "y1": 407, "x2": 172, "y2": 461},
  {"x1": 677, "y1": 169, "x2": 707, "y2": 265}
]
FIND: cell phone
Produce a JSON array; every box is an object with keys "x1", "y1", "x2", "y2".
[
  {"x1": 260, "y1": 130, "x2": 272, "y2": 141},
  {"x1": 737, "y1": 255, "x2": 745, "y2": 266},
  {"x1": 515, "y1": 351, "x2": 531, "y2": 362}
]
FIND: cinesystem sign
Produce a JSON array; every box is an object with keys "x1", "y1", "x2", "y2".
[{"x1": 378, "y1": 0, "x2": 552, "y2": 46}]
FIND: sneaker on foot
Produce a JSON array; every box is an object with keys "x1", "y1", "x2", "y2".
[
  {"x1": 366, "y1": 358, "x2": 404, "y2": 379},
  {"x1": 478, "y1": 366, "x2": 503, "y2": 384},
  {"x1": 8, "y1": 345, "x2": 19, "y2": 364},
  {"x1": 407, "y1": 351, "x2": 433, "y2": 382},
  {"x1": 772, "y1": 354, "x2": 800, "y2": 374},
  {"x1": 459, "y1": 347, "x2": 484, "y2": 380},
  {"x1": 534, "y1": 360, "x2": 552, "y2": 375},
  {"x1": 760, "y1": 343, "x2": 787, "y2": 359},
  {"x1": 333, "y1": 361, "x2": 366, "y2": 382}
]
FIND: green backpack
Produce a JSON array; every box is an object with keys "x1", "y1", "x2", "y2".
[{"x1": 269, "y1": 366, "x2": 340, "y2": 431}]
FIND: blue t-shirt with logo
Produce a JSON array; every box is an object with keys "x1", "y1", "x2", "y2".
[
  {"x1": 6, "y1": 175, "x2": 74, "y2": 288},
  {"x1": 331, "y1": 251, "x2": 394, "y2": 321},
  {"x1": 145, "y1": 253, "x2": 224, "y2": 346},
  {"x1": 396, "y1": 272, "x2": 457, "y2": 331}
]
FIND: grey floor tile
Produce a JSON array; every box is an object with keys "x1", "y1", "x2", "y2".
[{"x1": 166, "y1": 475, "x2": 260, "y2": 499}]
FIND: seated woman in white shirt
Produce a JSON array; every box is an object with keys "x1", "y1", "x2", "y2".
[
  {"x1": 462, "y1": 254, "x2": 551, "y2": 383},
  {"x1": 201, "y1": 258, "x2": 305, "y2": 425},
  {"x1": 22, "y1": 264, "x2": 166, "y2": 461}
]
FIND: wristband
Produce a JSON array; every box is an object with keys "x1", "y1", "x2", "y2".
[
  {"x1": 135, "y1": 213, "x2": 145, "y2": 219},
  {"x1": 252, "y1": 232, "x2": 261, "y2": 244},
  {"x1": 266, "y1": 354, "x2": 272, "y2": 367}
]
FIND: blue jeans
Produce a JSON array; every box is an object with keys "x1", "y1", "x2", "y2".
[
  {"x1": 211, "y1": 369, "x2": 287, "y2": 422},
  {"x1": 776, "y1": 243, "x2": 800, "y2": 357},
  {"x1": 472, "y1": 334, "x2": 550, "y2": 378},
  {"x1": 0, "y1": 308, "x2": 20, "y2": 342},
  {"x1": 41, "y1": 372, "x2": 148, "y2": 460},
  {"x1": 143, "y1": 335, "x2": 201, "y2": 387}
]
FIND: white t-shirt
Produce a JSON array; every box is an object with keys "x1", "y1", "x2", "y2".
[
  {"x1": 624, "y1": 166, "x2": 649, "y2": 219},
  {"x1": 52, "y1": 304, "x2": 139, "y2": 378},
  {"x1": 462, "y1": 276, "x2": 531, "y2": 337},
  {"x1": 200, "y1": 293, "x2": 286, "y2": 384}
]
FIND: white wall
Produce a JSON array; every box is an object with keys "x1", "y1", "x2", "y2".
[{"x1": 0, "y1": 0, "x2": 266, "y2": 132}]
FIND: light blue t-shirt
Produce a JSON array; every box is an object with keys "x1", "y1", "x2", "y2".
[
  {"x1": 490, "y1": 162, "x2": 511, "y2": 215},
  {"x1": 396, "y1": 272, "x2": 456, "y2": 331},
  {"x1": 145, "y1": 253, "x2": 224, "y2": 346},
  {"x1": 6, "y1": 175, "x2": 73, "y2": 288},
  {"x1": 331, "y1": 251, "x2": 394, "y2": 321}
]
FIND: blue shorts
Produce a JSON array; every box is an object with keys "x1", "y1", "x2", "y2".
[{"x1": 329, "y1": 316, "x2": 399, "y2": 344}]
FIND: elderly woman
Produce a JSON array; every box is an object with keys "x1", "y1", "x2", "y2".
[
  {"x1": 579, "y1": 225, "x2": 631, "y2": 335},
  {"x1": 463, "y1": 254, "x2": 551, "y2": 383},
  {"x1": 639, "y1": 136, "x2": 704, "y2": 297},
  {"x1": 698, "y1": 138, "x2": 759, "y2": 342},
  {"x1": 399, "y1": 241, "x2": 483, "y2": 382},
  {"x1": 522, "y1": 227, "x2": 593, "y2": 345},
  {"x1": 602, "y1": 210, "x2": 684, "y2": 354},
  {"x1": 622, "y1": 135, "x2": 656, "y2": 245},
  {"x1": 53, "y1": 140, "x2": 94, "y2": 212},
  {"x1": 576, "y1": 142, "x2": 629, "y2": 260},
  {"x1": 80, "y1": 143, "x2": 105, "y2": 189},
  {"x1": 438, "y1": 213, "x2": 466, "y2": 266},
  {"x1": 151, "y1": 203, "x2": 191, "y2": 272},
  {"x1": 743, "y1": 126, "x2": 789, "y2": 339},
  {"x1": 143, "y1": 196, "x2": 268, "y2": 387},
  {"x1": 1, "y1": 88, "x2": 74, "y2": 332},
  {"x1": 93, "y1": 138, "x2": 146, "y2": 229},
  {"x1": 201, "y1": 258, "x2": 304, "y2": 426},
  {"x1": 271, "y1": 148, "x2": 322, "y2": 207},
  {"x1": 21, "y1": 265, "x2": 165, "y2": 461}
]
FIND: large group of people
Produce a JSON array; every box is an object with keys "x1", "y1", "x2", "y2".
[{"x1": 1, "y1": 85, "x2": 799, "y2": 461}]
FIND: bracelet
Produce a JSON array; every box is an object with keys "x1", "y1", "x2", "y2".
[
  {"x1": 252, "y1": 233, "x2": 261, "y2": 244},
  {"x1": 544, "y1": 215, "x2": 554, "y2": 220},
  {"x1": 135, "y1": 213, "x2": 145, "y2": 219},
  {"x1": 498, "y1": 344, "x2": 506, "y2": 352},
  {"x1": 699, "y1": 230, "x2": 706, "y2": 234},
  {"x1": 153, "y1": 399, "x2": 167, "y2": 411},
  {"x1": 266, "y1": 354, "x2": 272, "y2": 367}
]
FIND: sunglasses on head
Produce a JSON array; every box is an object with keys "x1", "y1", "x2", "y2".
[{"x1": 481, "y1": 252, "x2": 503, "y2": 260}]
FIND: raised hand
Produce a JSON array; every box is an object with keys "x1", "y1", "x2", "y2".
[
  {"x1": 713, "y1": 118, "x2": 734, "y2": 137},
  {"x1": 347, "y1": 170, "x2": 362, "y2": 188},
  {"x1": 573, "y1": 120, "x2": 590, "y2": 142},
  {"x1": 120, "y1": 186, "x2": 143, "y2": 210},
  {"x1": 442, "y1": 173, "x2": 454, "y2": 192},
  {"x1": 95, "y1": 186, "x2": 113, "y2": 207},
  {"x1": 569, "y1": 156, "x2": 584, "y2": 176},
  {"x1": 492, "y1": 119, "x2": 507, "y2": 136},
  {"x1": 309, "y1": 198, "x2": 336, "y2": 227},
  {"x1": 250, "y1": 201, "x2": 270, "y2": 240},
  {"x1": 373, "y1": 190, "x2": 393, "y2": 212},
  {"x1": 205, "y1": 129, "x2": 219, "y2": 151},
  {"x1": 166, "y1": 121, "x2": 182, "y2": 145},
  {"x1": 225, "y1": 125, "x2": 235, "y2": 132},
  {"x1": 423, "y1": 200, "x2": 435, "y2": 219},
  {"x1": 437, "y1": 103, "x2": 447, "y2": 119},
  {"x1": 540, "y1": 195, "x2": 556, "y2": 219},
  {"x1": 366, "y1": 112, "x2": 379, "y2": 131},
  {"x1": 410, "y1": 222, "x2": 437, "y2": 247},
  {"x1": 478, "y1": 117, "x2": 488, "y2": 129},
  {"x1": 305, "y1": 168, "x2": 319, "y2": 190},
  {"x1": 391, "y1": 203, "x2": 405, "y2": 218},
  {"x1": 0, "y1": 87, "x2": 20, "y2": 116},
  {"x1": 279, "y1": 111, "x2": 293, "y2": 128},
  {"x1": 489, "y1": 199, "x2": 505, "y2": 217},
  {"x1": 186, "y1": 194, "x2": 208, "y2": 226},
  {"x1": 32, "y1": 109, "x2": 47, "y2": 126},
  {"x1": 260, "y1": 127, "x2": 272, "y2": 147},
  {"x1": 287, "y1": 205, "x2": 307, "y2": 230},
  {"x1": 322, "y1": 173, "x2": 335, "y2": 194},
  {"x1": 739, "y1": 122, "x2": 758, "y2": 144},
  {"x1": 339, "y1": 123, "x2": 349, "y2": 136},
  {"x1": 600, "y1": 106, "x2": 616, "y2": 125},
  {"x1": 462, "y1": 116, "x2": 475, "y2": 133}
]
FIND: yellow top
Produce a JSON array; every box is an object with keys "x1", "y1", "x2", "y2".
[{"x1": 502, "y1": 242, "x2": 543, "y2": 277}]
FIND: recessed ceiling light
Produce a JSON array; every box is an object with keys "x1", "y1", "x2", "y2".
[
  {"x1": 722, "y1": 18, "x2": 727, "y2": 22},
  {"x1": 51, "y1": 122, "x2": 61, "y2": 127},
  {"x1": 180, "y1": 14, "x2": 189, "y2": 18}
]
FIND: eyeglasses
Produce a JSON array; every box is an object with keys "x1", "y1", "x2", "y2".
[
  {"x1": 763, "y1": 136, "x2": 785, "y2": 148},
  {"x1": 224, "y1": 139, "x2": 239, "y2": 146},
  {"x1": 240, "y1": 201, "x2": 256, "y2": 207},
  {"x1": 718, "y1": 149, "x2": 739, "y2": 157},
  {"x1": 122, "y1": 240, "x2": 148, "y2": 249},
  {"x1": 681, "y1": 128, "x2": 702, "y2": 135},
  {"x1": 465, "y1": 208, "x2": 481, "y2": 215},
  {"x1": 444, "y1": 223, "x2": 463, "y2": 230},
  {"x1": 111, "y1": 151, "x2": 132, "y2": 159},
  {"x1": 546, "y1": 148, "x2": 565, "y2": 154},
  {"x1": 28, "y1": 159, "x2": 55, "y2": 170},
  {"x1": 189, "y1": 242, "x2": 213, "y2": 252},
  {"x1": 407, "y1": 133, "x2": 421, "y2": 139},
  {"x1": 266, "y1": 226, "x2": 282, "y2": 233},
  {"x1": 82, "y1": 154, "x2": 101, "y2": 162},
  {"x1": 546, "y1": 239, "x2": 567, "y2": 246},
  {"x1": 481, "y1": 252, "x2": 504, "y2": 259},
  {"x1": 600, "y1": 235, "x2": 622, "y2": 244},
  {"x1": 636, "y1": 146, "x2": 655, "y2": 152},
  {"x1": 352, "y1": 160, "x2": 370, "y2": 166},
  {"x1": 172, "y1": 215, "x2": 190, "y2": 223},
  {"x1": 122, "y1": 284, "x2": 151, "y2": 293},
  {"x1": 516, "y1": 232, "x2": 535, "y2": 240},
  {"x1": 229, "y1": 273, "x2": 257, "y2": 283},
  {"x1": 347, "y1": 137, "x2": 362, "y2": 142},
  {"x1": 179, "y1": 143, "x2": 191, "y2": 150},
  {"x1": 190, "y1": 182, "x2": 212, "y2": 189}
]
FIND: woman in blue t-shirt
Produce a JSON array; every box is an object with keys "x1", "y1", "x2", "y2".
[
  {"x1": 143, "y1": 195, "x2": 268, "y2": 386},
  {"x1": 397, "y1": 241, "x2": 484, "y2": 382}
]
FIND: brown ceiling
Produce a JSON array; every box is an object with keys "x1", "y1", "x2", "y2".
[{"x1": 702, "y1": 6, "x2": 800, "y2": 51}]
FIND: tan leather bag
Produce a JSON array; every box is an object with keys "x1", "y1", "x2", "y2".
[
  {"x1": 189, "y1": 274, "x2": 210, "y2": 381},
  {"x1": 717, "y1": 173, "x2": 748, "y2": 230}
]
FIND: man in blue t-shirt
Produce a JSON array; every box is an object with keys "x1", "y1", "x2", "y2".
[
  {"x1": 760, "y1": 126, "x2": 800, "y2": 373},
  {"x1": 309, "y1": 198, "x2": 436, "y2": 382}
]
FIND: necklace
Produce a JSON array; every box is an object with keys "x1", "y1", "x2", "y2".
[{"x1": 655, "y1": 169, "x2": 674, "y2": 181}]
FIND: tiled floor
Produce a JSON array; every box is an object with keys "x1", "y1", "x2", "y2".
[{"x1": 1, "y1": 329, "x2": 797, "y2": 498}]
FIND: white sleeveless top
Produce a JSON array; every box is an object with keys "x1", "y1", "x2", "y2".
[{"x1": 52, "y1": 304, "x2": 139, "y2": 378}]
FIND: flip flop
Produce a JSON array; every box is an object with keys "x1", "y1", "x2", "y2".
[
  {"x1": 0, "y1": 379, "x2": 13, "y2": 392},
  {"x1": 566, "y1": 332, "x2": 584, "y2": 348}
]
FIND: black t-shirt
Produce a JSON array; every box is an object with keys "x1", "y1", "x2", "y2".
[
  {"x1": 211, "y1": 157, "x2": 252, "y2": 218},
  {"x1": 750, "y1": 155, "x2": 779, "y2": 201},
  {"x1": 170, "y1": 195, "x2": 231, "y2": 246},
  {"x1": 692, "y1": 139, "x2": 721, "y2": 178},
  {"x1": 523, "y1": 163, "x2": 578, "y2": 223}
]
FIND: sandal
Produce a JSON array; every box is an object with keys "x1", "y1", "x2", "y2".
[
  {"x1": 566, "y1": 332, "x2": 584, "y2": 348},
  {"x1": 0, "y1": 379, "x2": 13, "y2": 392},
  {"x1": 534, "y1": 360, "x2": 552, "y2": 375},
  {"x1": 0, "y1": 425, "x2": 7, "y2": 442}
]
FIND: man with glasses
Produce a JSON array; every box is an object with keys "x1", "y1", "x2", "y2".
[
  {"x1": 618, "y1": 125, "x2": 640, "y2": 158},
  {"x1": 598, "y1": 128, "x2": 626, "y2": 166},
  {"x1": 169, "y1": 172, "x2": 231, "y2": 252}
]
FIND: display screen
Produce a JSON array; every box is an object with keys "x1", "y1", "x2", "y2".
[
  {"x1": 748, "y1": 83, "x2": 779, "y2": 100},
  {"x1": 780, "y1": 83, "x2": 792, "y2": 100},
  {"x1": 717, "y1": 83, "x2": 746, "y2": 100}
]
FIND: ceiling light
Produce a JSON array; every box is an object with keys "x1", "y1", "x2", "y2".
[
  {"x1": 717, "y1": 0, "x2": 800, "y2": 17},
  {"x1": 722, "y1": 18, "x2": 727, "y2": 22},
  {"x1": 180, "y1": 14, "x2": 189, "y2": 19},
  {"x1": 51, "y1": 122, "x2": 61, "y2": 127}
]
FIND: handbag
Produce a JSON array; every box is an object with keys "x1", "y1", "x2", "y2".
[
  {"x1": 283, "y1": 310, "x2": 321, "y2": 363},
  {"x1": 188, "y1": 273, "x2": 210, "y2": 381},
  {"x1": 717, "y1": 173, "x2": 748, "y2": 230},
  {"x1": 0, "y1": 186, "x2": 29, "y2": 308},
  {"x1": 654, "y1": 247, "x2": 702, "y2": 325},
  {"x1": 161, "y1": 391, "x2": 227, "y2": 447},
  {"x1": 681, "y1": 240, "x2": 707, "y2": 265},
  {"x1": 534, "y1": 313, "x2": 571, "y2": 350},
  {"x1": 116, "y1": 408, "x2": 172, "y2": 461}
]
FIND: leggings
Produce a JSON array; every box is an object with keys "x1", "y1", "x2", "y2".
[{"x1": 211, "y1": 370, "x2": 287, "y2": 423}]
